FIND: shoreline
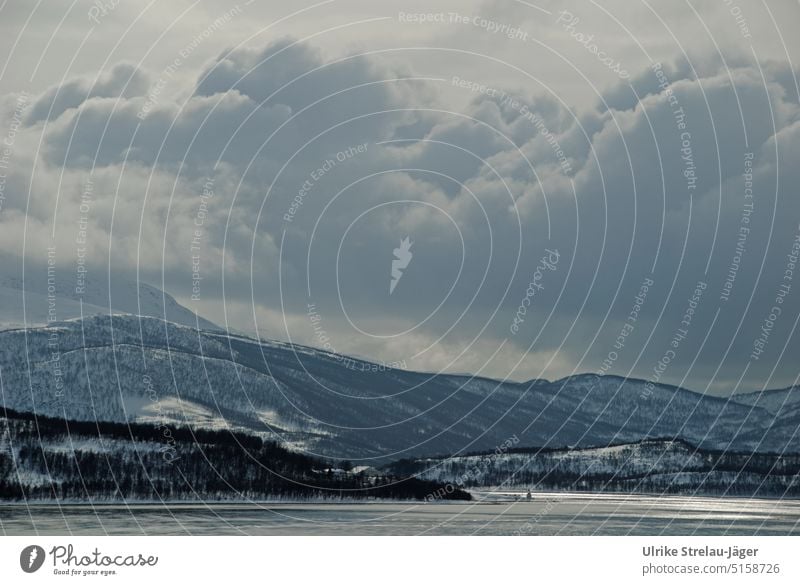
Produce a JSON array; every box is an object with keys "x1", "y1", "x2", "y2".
[{"x1": 3, "y1": 489, "x2": 800, "y2": 507}]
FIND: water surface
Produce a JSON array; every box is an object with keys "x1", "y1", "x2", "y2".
[{"x1": 2, "y1": 492, "x2": 799, "y2": 535}]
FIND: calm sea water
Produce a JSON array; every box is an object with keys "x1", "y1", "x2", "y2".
[{"x1": 2, "y1": 492, "x2": 799, "y2": 535}]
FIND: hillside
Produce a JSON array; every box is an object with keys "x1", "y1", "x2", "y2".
[
  {"x1": 385, "y1": 439, "x2": 800, "y2": 498},
  {"x1": 0, "y1": 314, "x2": 798, "y2": 461},
  {"x1": 0, "y1": 408, "x2": 470, "y2": 502}
]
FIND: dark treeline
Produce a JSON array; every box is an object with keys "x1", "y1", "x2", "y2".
[{"x1": 0, "y1": 408, "x2": 470, "y2": 502}]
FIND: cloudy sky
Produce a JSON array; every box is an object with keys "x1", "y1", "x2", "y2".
[{"x1": 1, "y1": 0, "x2": 799, "y2": 394}]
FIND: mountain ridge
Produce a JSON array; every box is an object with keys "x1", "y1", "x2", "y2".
[
  {"x1": 0, "y1": 266, "x2": 220, "y2": 331},
  {"x1": 1, "y1": 313, "x2": 798, "y2": 461}
]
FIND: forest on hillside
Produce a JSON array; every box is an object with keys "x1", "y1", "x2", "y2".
[
  {"x1": 0, "y1": 408, "x2": 470, "y2": 502},
  {"x1": 386, "y1": 439, "x2": 800, "y2": 498}
]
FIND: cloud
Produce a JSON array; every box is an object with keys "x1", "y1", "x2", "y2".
[
  {"x1": 26, "y1": 63, "x2": 150, "y2": 125},
  {"x1": 1, "y1": 24, "x2": 799, "y2": 392}
]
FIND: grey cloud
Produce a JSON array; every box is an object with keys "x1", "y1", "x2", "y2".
[
  {"x1": 26, "y1": 63, "x2": 149, "y2": 125},
  {"x1": 2, "y1": 27, "x2": 799, "y2": 390}
]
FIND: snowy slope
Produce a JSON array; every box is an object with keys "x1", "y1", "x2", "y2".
[
  {"x1": 0, "y1": 314, "x2": 797, "y2": 461},
  {"x1": 731, "y1": 386, "x2": 800, "y2": 415},
  {"x1": 389, "y1": 439, "x2": 800, "y2": 496}
]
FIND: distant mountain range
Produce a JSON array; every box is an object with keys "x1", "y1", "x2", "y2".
[
  {"x1": 0, "y1": 309, "x2": 797, "y2": 462},
  {"x1": 2, "y1": 278, "x2": 799, "y2": 501}
]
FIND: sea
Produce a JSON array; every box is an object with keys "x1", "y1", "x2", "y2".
[{"x1": 2, "y1": 491, "x2": 799, "y2": 535}]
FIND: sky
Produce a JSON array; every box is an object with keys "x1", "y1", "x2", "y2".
[{"x1": 0, "y1": 0, "x2": 799, "y2": 394}]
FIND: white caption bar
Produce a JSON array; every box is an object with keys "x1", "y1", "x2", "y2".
[{"x1": 1, "y1": 536, "x2": 797, "y2": 584}]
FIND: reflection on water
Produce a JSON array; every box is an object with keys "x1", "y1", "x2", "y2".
[{"x1": 2, "y1": 492, "x2": 799, "y2": 535}]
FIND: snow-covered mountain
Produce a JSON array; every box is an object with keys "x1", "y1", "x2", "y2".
[
  {"x1": 0, "y1": 268, "x2": 219, "y2": 331},
  {"x1": 1, "y1": 313, "x2": 798, "y2": 461}
]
